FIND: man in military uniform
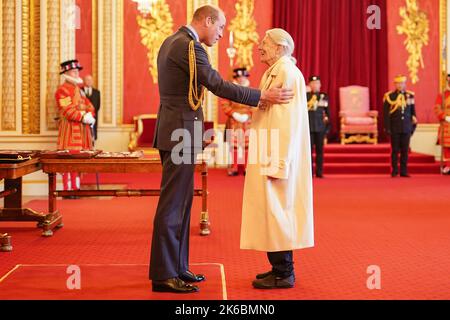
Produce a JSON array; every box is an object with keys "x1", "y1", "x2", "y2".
[
  {"x1": 434, "y1": 74, "x2": 450, "y2": 174},
  {"x1": 55, "y1": 59, "x2": 96, "y2": 194},
  {"x1": 150, "y1": 5, "x2": 294, "y2": 294},
  {"x1": 307, "y1": 75, "x2": 330, "y2": 178},
  {"x1": 222, "y1": 67, "x2": 254, "y2": 176},
  {"x1": 383, "y1": 75, "x2": 418, "y2": 177}
]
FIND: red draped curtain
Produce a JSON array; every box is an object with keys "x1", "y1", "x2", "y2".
[{"x1": 273, "y1": 0, "x2": 389, "y2": 141}]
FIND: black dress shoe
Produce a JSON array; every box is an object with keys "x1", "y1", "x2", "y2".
[
  {"x1": 152, "y1": 277, "x2": 199, "y2": 293},
  {"x1": 400, "y1": 174, "x2": 411, "y2": 178},
  {"x1": 391, "y1": 172, "x2": 398, "y2": 177},
  {"x1": 256, "y1": 270, "x2": 273, "y2": 279},
  {"x1": 179, "y1": 270, "x2": 205, "y2": 283},
  {"x1": 252, "y1": 274, "x2": 295, "y2": 289},
  {"x1": 316, "y1": 174, "x2": 324, "y2": 178}
]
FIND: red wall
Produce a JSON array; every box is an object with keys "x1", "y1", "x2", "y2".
[
  {"x1": 123, "y1": 0, "x2": 186, "y2": 124},
  {"x1": 76, "y1": 0, "x2": 93, "y2": 78},
  {"x1": 387, "y1": 0, "x2": 440, "y2": 123}
]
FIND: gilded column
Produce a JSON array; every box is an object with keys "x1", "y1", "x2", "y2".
[
  {"x1": 98, "y1": 0, "x2": 123, "y2": 126},
  {"x1": 45, "y1": 0, "x2": 60, "y2": 131},
  {"x1": 98, "y1": 0, "x2": 113, "y2": 125},
  {"x1": 1, "y1": 0, "x2": 16, "y2": 131},
  {"x1": 92, "y1": 0, "x2": 98, "y2": 86},
  {"x1": 439, "y1": 0, "x2": 447, "y2": 90},
  {"x1": 115, "y1": 0, "x2": 124, "y2": 125},
  {"x1": 21, "y1": 0, "x2": 40, "y2": 134}
]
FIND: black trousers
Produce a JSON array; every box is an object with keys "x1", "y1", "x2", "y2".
[
  {"x1": 390, "y1": 132, "x2": 411, "y2": 175},
  {"x1": 310, "y1": 131, "x2": 325, "y2": 176},
  {"x1": 267, "y1": 251, "x2": 294, "y2": 277},
  {"x1": 149, "y1": 150, "x2": 195, "y2": 281}
]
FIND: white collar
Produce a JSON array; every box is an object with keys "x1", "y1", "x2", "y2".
[{"x1": 186, "y1": 24, "x2": 199, "y2": 42}]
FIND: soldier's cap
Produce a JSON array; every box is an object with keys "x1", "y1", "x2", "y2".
[
  {"x1": 447, "y1": 74, "x2": 450, "y2": 78},
  {"x1": 309, "y1": 75, "x2": 320, "y2": 82},
  {"x1": 394, "y1": 74, "x2": 407, "y2": 83},
  {"x1": 233, "y1": 67, "x2": 249, "y2": 79},
  {"x1": 60, "y1": 59, "x2": 83, "y2": 75}
]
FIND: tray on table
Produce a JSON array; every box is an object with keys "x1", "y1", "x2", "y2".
[
  {"x1": 94, "y1": 151, "x2": 145, "y2": 159},
  {"x1": 39, "y1": 150, "x2": 103, "y2": 159}
]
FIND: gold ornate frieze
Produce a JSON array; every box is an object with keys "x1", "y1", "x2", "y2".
[
  {"x1": 136, "y1": 0, "x2": 173, "y2": 83},
  {"x1": 228, "y1": 0, "x2": 259, "y2": 71},
  {"x1": 1, "y1": 0, "x2": 16, "y2": 131},
  {"x1": 397, "y1": 0, "x2": 429, "y2": 84}
]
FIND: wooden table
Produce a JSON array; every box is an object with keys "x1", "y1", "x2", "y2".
[
  {"x1": 0, "y1": 158, "x2": 63, "y2": 251},
  {"x1": 40, "y1": 156, "x2": 210, "y2": 236}
]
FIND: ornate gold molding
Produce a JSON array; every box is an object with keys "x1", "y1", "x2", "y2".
[
  {"x1": 136, "y1": 0, "x2": 173, "y2": 83},
  {"x1": 45, "y1": 0, "x2": 60, "y2": 131},
  {"x1": 98, "y1": 0, "x2": 123, "y2": 126},
  {"x1": 439, "y1": 0, "x2": 447, "y2": 92},
  {"x1": 1, "y1": 0, "x2": 16, "y2": 131},
  {"x1": 397, "y1": 0, "x2": 430, "y2": 84},
  {"x1": 92, "y1": 0, "x2": 98, "y2": 85},
  {"x1": 115, "y1": 0, "x2": 124, "y2": 125},
  {"x1": 21, "y1": 0, "x2": 41, "y2": 134},
  {"x1": 228, "y1": 0, "x2": 259, "y2": 71},
  {"x1": 100, "y1": 0, "x2": 113, "y2": 125}
]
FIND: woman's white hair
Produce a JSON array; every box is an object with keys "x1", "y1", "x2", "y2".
[{"x1": 266, "y1": 28, "x2": 297, "y2": 64}]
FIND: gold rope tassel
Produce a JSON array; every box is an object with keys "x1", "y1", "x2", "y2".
[
  {"x1": 188, "y1": 40, "x2": 205, "y2": 111},
  {"x1": 386, "y1": 93, "x2": 407, "y2": 114}
]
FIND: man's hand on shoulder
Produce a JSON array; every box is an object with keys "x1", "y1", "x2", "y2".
[{"x1": 260, "y1": 85, "x2": 294, "y2": 106}]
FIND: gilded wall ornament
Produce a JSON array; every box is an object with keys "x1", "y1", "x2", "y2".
[
  {"x1": 136, "y1": 0, "x2": 173, "y2": 83},
  {"x1": 228, "y1": 0, "x2": 259, "y2": 70},
  {"x1": 397, "y1": 0, "x2": 429, "y2": 84}
]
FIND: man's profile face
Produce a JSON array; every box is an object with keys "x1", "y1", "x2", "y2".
[
  {"x1": 309, "y1": 80, "x2": 321, "y2": 92},
  {"x1": 204, "y1": 13, "x2": 225, "y2": 47},
  {"x1": 395, "y1": 81, "x2": 406, "y2": 92},
  {"x1": 84, "y1": 76, "x2": 93, "y2": 87}
]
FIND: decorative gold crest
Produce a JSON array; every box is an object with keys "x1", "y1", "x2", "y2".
[
  {"x1": 228, "y1": 0, "x2": 259, "y2": 70},
  {"x1": 136, "y1": 0, "x2": 173, "y2": 83},
  {"x1": 397, "y1": 0, "x2": 429, "y2": 84}
]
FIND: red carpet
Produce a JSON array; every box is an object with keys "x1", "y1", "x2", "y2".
[
  {"x1": 0, "y1": 264, "x2": 225, "y2": 300},
  {"x1": 1, "y1": 169, "x2": 449, "y2": 300},
  {"x1": 314, "y1": 144, "x2": 440, "y2": 174}
]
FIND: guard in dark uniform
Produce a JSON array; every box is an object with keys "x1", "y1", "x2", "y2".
[
  {"x1": 383, "y1": 75, "x2": 418, "y2": 177},
  {"x1": 307, "y1": 75, "x2": 330, "y2": 178}
]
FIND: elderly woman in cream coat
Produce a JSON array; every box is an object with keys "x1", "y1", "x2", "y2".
[{"x1": 240, "y1": 28, "x2": 314, "y2": 289}]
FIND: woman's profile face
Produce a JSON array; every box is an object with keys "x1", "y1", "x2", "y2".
[{"x1": 258, "y1": 35, "x2": 279, "y2": 66}]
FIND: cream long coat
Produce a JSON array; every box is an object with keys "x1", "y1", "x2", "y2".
[{"x1": 240, "y1": 56, "x2": 314, "y2": 252}]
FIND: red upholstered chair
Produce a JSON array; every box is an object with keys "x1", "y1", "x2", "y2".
[
  {"x1": 339, "y1": 86, "x2": 378, "y2": 144},
  {"x1": 128, "y1": 114, "x2": 158, "y2": 154}
]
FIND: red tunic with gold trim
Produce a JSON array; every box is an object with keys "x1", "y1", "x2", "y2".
[
  {"x1": 434, "y1": 90, "x2": 450, "y2": 148},
  {"x1": 55, "y1": 82, "x2": 95, "y2": 150},
  {"x1": 222, "y1": 100, "x2": 254, "y2": 147}
]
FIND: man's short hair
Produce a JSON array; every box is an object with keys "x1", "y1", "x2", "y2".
[{"x1": 192, "y1": 5, "x2": 222, "y2": 23}]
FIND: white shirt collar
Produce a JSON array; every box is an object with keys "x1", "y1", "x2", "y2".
[{"x1": 186, "y1": 24, "x2": 199, "y2": 42}]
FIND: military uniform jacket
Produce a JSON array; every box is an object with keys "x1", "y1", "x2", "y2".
[
  {"x1": 383, "y1": 90, "x2": 416, "y2": 134},
  {"x1": 153, "y1": 26, "x2": 261, "y2": 154},
  {"x1": 55, "y1": 82, "x2": 95, "y2": 150},
  {"x1": 307, "y1": 92, "x2": 330, "y2": 133}
]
